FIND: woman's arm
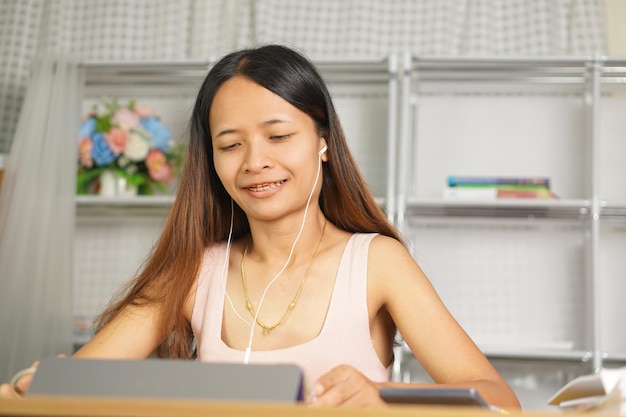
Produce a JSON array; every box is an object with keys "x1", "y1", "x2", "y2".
[
  {"x1": 73, "y1": 302, "x2": 165, "y2": 359},
  {"x1": 312, "y1": 235, "x2": 520, "y2": 409},
  {"x1": 370, "y1": 235, "x2": 520, "y2": 410}
]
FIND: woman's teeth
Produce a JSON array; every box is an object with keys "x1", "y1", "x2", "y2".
[{"x1": 247, "y1": 180, "x2": 286, "y2": 192}]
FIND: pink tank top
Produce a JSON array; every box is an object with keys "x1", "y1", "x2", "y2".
[{"x1": 191, "y1": 233, "x2": 391, "y2": 387}]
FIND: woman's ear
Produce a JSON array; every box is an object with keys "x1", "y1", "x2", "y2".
[{"x1": 318, "y1": 137, "x2": 328, "y2": 161}]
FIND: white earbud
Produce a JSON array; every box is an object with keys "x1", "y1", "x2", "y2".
[{"x1": 318, "y1": 138, "x2": 328, "y2": 156}]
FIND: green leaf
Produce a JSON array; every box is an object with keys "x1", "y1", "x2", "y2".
[
  {"x1": 138, "y1": 183, "x2": 154, "y2": 195},
  {"x1": 114, "y1": 168, "x2": 148, "y2": 187},
  {"x1": 76, "y1": 166, "x2": 107, "y2": 194},
  {"x1": 152, "y1": 181, "x2": 168, "y2": 193},
  {"x1": 95, "y1": 116, "x2": 112, "y2": 133}
]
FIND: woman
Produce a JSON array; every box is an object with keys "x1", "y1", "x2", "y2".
[{"x1": 1, "y1": 44, "x2": 520, "y2": 409}]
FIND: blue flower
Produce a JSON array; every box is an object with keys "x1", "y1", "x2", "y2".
[
  {"x1": 140, "y1": 117, "x2": 171, "y2": 151},
  {"x1": 91, "y1": 132, "x2": 116, "y2": 166},
  {"x1": 79, "y1": 117, "x2": 96, "y2": 138}
]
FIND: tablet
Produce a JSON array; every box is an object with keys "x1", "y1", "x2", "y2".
[
  {"x1": 380, "y1": 387, "x2": 489, "y2": 407},
  {"x1": 28, "y1": 356, "x2": 304, "y2": 403}
]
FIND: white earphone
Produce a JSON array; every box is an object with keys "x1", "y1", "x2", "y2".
[
  {"x1": 318, "y1": 138, "x2": 328, "y2": 156},
  {"x1": 223, "y1": 135, "x2": 327, "y2": 365}
]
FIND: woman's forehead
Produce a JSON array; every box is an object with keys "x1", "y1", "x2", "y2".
[{"x1": 209, "y1": 76, "x2": 314, "y2": 134}]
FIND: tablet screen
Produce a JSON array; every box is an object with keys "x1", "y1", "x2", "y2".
[{"x1": 380, "y1": 387, "x2": 489, "y2": 407}]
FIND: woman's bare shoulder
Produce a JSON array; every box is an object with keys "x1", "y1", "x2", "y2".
[
  {"x1": 367, "y1": 234, "x2": 430, "y2": 295},
  {"x1": 368, "y1": 234, "x2": 415, "y2": 267}
]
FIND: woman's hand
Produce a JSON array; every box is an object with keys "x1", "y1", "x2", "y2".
[
  {"x1": 0, "y1": 361, "x2": 39, "y2": 399},
  {"x1": 310, "y1": 364, "x2": 387, "y2": 407},
  {"x1": 0, "y1": 382, "x2": 23, "y2": 399}
]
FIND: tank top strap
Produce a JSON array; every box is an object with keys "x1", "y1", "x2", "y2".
[
  {"x1": 321, "y1": 233, "x2": 378, "y2": 337},
  {"x1": 192, "y1": 242, "x2": 229, "y2": 345}
]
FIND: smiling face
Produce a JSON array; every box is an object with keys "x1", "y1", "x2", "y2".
[{"x1": 210, "y1": 75, "x2": 328, "y2": 223}]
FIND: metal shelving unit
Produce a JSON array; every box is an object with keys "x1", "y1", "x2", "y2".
[
  {"x1": 404, "y1": 198, "x2": 590, "y2": 220},
  {"x1": 75, "y1": 195, "x2": 175, "y2": 218},
  {"x1": 391, "y1": 55, "x2": 626, "y2": 373}
]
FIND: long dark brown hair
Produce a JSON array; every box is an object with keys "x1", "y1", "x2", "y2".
[{"x1": 93, "y1": 44, "x2": 402, "y2": 359}]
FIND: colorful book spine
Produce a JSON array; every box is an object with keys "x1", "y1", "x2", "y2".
[
  {"x1": 495, "y1": 188, "x2": 555, "y2": 199},
  {"x1": 448, "y1": 176, "x2": 550, "y2": 188},
  {"x1": 444, "y1": 176, "x2": 557, "y2": 200}
]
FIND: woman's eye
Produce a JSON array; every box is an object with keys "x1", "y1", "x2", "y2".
[
  {"x1": 220, "y1": 143, "x2": 239, "y2": 151},
  {"x1": 270, "y1": 134, "x2": 291, "y2": 140}
]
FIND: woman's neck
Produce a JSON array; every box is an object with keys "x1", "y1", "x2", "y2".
[{"x1": 245, "y1": 211, "x2": 327, "y2": 267}]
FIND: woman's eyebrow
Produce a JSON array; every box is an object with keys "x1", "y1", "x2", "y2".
[
  {"x1": 214, "y1": 117, "x2": 292, "y2": 138},
  {"x1": 214, "y1": 128, "x2": 237, "y2": 138},
  {"x1": 262, "y1": 118, "x2": 289, "y2": 126}
]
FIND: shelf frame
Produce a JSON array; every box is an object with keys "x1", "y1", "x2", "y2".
[{"x1": 394, "y1": 55, "x2": 626, "y2": 375}]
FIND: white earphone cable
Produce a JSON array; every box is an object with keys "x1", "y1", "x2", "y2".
[
  {"x1": 221, "y1": 200, "x2": 253, "y2": 327},
  {"x1": 243, "y1": 148, "x2": 324, "y2": 364}
]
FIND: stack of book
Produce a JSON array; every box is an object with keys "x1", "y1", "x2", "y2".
[
  {"x1": 443, "y1": 176, "x2": 557, "y2": 200},
  {"x1": 548, "y1": 366, "x2": 626, "y2": 414}
]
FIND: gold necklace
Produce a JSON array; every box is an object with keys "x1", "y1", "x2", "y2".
[{"x1": 241, "y1": 220, "x2": 327, "y2": 334}]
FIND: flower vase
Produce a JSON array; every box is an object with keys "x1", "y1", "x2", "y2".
[
  {"x1": 98, "y1": 171, "x2": 138, "y2": 197},
  {"x1": 98, "y1": 171, "x2": 117, "y2": 196}
]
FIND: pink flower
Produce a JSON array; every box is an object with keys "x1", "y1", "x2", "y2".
[
  {"x1": 104, "y1": 127, "x2": 128, "y2": 155},
  {"x1": 146, "y1": 149, "x2": 173, "y2": 183},
  {"x1": 112, "y1": 107, "x2": 140, "y2": 131},
  {"x1": 78, "y1": 137, "x2": 93, "y2": 168},
  {"x1": 133, "y1": 104, "x2": 155, "y2": 118}
]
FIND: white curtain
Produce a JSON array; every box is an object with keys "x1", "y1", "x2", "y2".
[
  {"x1": 0, "y1": 0, "x2": 238, "y2": 153},
  {"x1": 0, "y1": 0, "x2": 608, "y2": 153},
  {"x1": 250, "y1": 0, "x2": 607, "y2": 59},
  {"x1": 0, "y1": 56, "x2": 83, "y2": 381}
]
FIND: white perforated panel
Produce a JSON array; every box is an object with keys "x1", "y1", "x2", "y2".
[
  {"x1": 599, "y1": 96, "x2": 626, "y2": 201},
  {"x1": 600, "y1": 223, "x2": 626, "y2": 353},
  {"x1": 333, "y1": 93, "x2": 389, "y2": 198},
  {"x1": 73, "y1": 216, "x2": 164, "y2": 319},
  {"x1": 404, "y1": 217, "x2": 587, "y2": 350}
]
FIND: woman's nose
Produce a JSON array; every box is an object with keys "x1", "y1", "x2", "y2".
[{"x1": 243, "y1": 140, "x2": 273, "y2": 173}]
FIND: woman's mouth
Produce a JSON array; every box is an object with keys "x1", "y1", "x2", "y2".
[{"x1": 245, "y1": 180, "x2": 286, "y2": 192}]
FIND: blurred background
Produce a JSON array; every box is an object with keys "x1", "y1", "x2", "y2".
[{"x1": 0, "y1": 0, "x2": 625, "y2": 411}]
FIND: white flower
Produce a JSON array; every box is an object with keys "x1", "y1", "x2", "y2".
[
  {"x1": 123, "y1": 132, "x2": 150, "y2": 162},
  {"x1": 113, "y1": 107, "x2": 140, "y2": 131}
]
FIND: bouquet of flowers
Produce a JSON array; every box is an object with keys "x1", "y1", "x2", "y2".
[{"x1": 76, "y1": 99, "x2": 185, "y2": 195}]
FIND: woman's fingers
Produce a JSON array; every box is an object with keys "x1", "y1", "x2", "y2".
[
  {"x1": 0, "y1": 382, "x2": 22, "y2": 399},
  {"x1": 1, "y1": 355, "x2": 67, "y2": 399},
  {"x1": 4, "y1": 360, "x2": 40, "y2": 398},
  {"x1": 12, "y1": 368, "x2": 36, "y2": 396},
  {"x1": 311, "y1": 364, "x2": 386, "y2": 407}
]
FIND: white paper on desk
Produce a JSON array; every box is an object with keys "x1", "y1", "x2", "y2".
[{"x1": 548, "y1": 367, "x2": 626, "y2": 406}]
